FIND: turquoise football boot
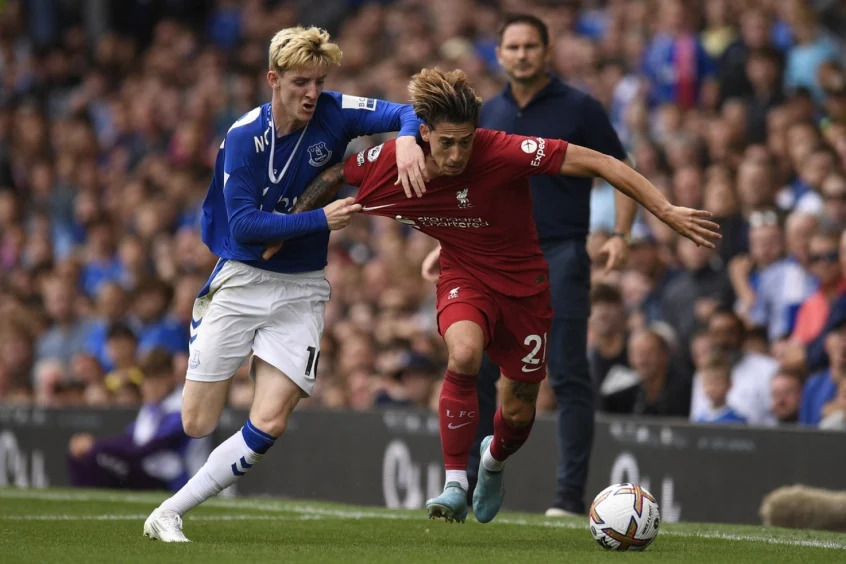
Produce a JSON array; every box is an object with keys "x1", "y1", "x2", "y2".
[
  {"x1": 472, "y1": 435, "x2": 505, "y2": 523},
  {"x1": 426, "y1": 481, "x2": 468, "y2": 523}
]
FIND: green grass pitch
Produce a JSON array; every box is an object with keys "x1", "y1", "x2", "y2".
[{"x1": 1, "y1": 488, "x2": 844, "y2": 563}]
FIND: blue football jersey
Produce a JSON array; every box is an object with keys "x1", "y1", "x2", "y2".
[{"x1": 201, "y1": 92, "x2": 419, "y2": 273}]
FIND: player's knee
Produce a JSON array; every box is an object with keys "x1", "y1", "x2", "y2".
[
  {"x1": 447, "y1": 342, "x2": 481, "y2": 374},
  {"x1": 182, "y1": 415, "x2": 217, "y2": 438},
  {"x1": 181, "y1": 408, "x2": 218, "y2": 438}
]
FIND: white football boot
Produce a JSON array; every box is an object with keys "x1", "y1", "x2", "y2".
[{"x1": 143, "y1": 507, "x2": 190, "y2": 542}]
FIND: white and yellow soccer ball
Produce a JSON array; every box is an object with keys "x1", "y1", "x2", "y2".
[{"x1": 589, "y1": 483, "x2": 660, "y2": 551}]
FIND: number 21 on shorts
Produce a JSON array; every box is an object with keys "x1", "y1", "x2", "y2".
[{"x1": 521, "y1": 332, "x2": 547, "y2": 373}]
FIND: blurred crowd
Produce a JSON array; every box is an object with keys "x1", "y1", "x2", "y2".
[{"x1": 0, "y1": 0, "x2": 845, "y2": 431}]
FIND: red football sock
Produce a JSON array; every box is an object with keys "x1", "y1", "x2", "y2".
[
  {"x1": 489, "y1": 406, "x2": 535, "y2": 462},
  {"x1": 439, "y1": 370, "x2": 479, "y2": 470}
]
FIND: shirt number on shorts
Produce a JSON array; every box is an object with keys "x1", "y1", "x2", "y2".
[
  {"x1": 305, "y1": 345, "x2": 321, "y2": 379},
  {"x1": 521, "y1": 333, "x2": 547, "y2": 373}
]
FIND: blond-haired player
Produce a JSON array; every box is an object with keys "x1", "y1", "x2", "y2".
[{"x1": 143, "y1": 26, "x2": 426, "y2": 542}]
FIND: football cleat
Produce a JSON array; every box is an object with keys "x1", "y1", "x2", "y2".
[
  {"x1": 143, "y1": 507, "x2": 191, "y2": 542},
  {"x1": 472, "y1": 435, "x2": 505, "y2": 523},
  {"x1": 426, "y1": 481, "x2": 468, "y2": 523}
]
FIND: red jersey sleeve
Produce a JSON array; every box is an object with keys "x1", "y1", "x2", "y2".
[
  {"x1": 474, "y1": 128, "x2": 568, "y2": 180},
  {"x1": 342, "y1": 140, "x2": 398, "y2": 206}
]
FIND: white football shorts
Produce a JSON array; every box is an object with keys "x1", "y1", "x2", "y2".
[{"x1": 186, "y1": 260, "x2": 330, "y2": 396}]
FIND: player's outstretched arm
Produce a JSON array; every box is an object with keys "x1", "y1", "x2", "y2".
[
  {"x1": 559, "y1": 144, "x2": 722, "y2": 249},
  {"x1": 261, "y1": 163, "x2": 352, "y2": 260}
]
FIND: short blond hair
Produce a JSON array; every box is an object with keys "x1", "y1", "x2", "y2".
[
  {"x1": 268, "y1": 26, "x2": 343, "y2": 73},
  {"x1": 408, "y1": 68, "x2": 482, "y2": 127}
]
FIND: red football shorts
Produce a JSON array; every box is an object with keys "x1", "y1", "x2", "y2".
[{"x1": 436, "y1": 274, "x2": 553, "y2": 383}]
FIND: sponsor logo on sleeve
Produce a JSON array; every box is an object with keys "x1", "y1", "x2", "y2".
[
  {"x1": 367, "y1": 144, "x2": 384, "y2": 162},
  {"x1": 356, "y1": 150, "x2": 365, "y2": 166},
  {"x1": 530, "y1": 137, "x2": 546, "y2": 167},
  {"x1": 520, "y1": 139, "x2": 538, "y2": 154},
  {"x1": 341, "y1": 95, "x2": 377, "y2": 111}
]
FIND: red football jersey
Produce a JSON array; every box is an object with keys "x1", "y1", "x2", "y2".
[{"x1": 343, "y1": 128, "x2": 569, "y2": 297}]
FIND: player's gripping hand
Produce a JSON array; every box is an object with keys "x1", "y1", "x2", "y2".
[
  {"x1": 395, "y1": 135, "x2": 428, "y2": 198},
  {"x1": 261, "y1": 197, "x2": 361, "y2": 260},
  {"x1": 324, "y1": 197, "x2": 362, "y2": 230},
  {"x1": 661, "y1": 206, "x2": 722, "y2": 248}
]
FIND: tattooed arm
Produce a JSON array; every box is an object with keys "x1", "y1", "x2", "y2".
[
  {"x1": 262, "y1": 163, "x2": 350, "y2": 260},
  {"x1": 291, "y1": 163, "x2": 346, "y2": 214}
]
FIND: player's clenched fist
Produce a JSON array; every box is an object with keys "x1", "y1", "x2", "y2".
[{"x1": 323, "y1": 197, "x2": 362, "y2": 230}]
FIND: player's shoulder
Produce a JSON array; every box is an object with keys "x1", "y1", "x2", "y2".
[
  {"x1": 227, "y1": 104, "x2": 267, "y2": 136},
  {"x1": 223, "y1": 104, "x2": 269, "y2": 149},
  {"x1": 352, "y1": 138, "x2": 397, "y2": 169},
  {"x1": 473, "y1": 128, "x2": 522, "y2": 154}
]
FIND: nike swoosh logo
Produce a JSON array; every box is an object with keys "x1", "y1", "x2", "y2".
[
  {"x1": 521, "y1": 364, "x2": 543, "y2": 373},
  {"x1": 362, "y1": 204, "x2": 396, "y2": 211},
  {"x1": 447, "y1": 422, "x2": 472, "y2": 429}
]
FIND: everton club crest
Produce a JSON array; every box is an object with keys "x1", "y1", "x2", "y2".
[{"x1": 307, "y1": 141, "x2": 333, "y2": 167}]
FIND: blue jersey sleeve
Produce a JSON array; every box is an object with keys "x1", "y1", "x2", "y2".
[
  {"x1": 223, "y1": 165, "x2": 328, "y2": 244},
  {"x1": 332, "y1": 93, "x2": 421, "y2": 138}
]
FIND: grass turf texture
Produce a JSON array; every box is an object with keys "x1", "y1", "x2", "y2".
[{"x1": 1, "y1": 488, "x2": 844, "y2": 563}]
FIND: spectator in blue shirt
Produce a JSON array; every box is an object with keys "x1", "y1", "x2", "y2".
[
  {"x1": 800, "y1": 314, "x2": 846, "y2": 425},
  {"x1": 695, "y1": 351, "x2": 747, "y2": 425},
  {"x1": 642, "y1": 0, "x2": 716, "y2": 110}
]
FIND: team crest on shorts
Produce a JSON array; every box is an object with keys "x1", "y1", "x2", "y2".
[
  {"x1": 189, "y1": 350, "x2": 201, "y2": 369},
  {"x1": 308, "y1": 142, "x2": 333, "y2": 167}
]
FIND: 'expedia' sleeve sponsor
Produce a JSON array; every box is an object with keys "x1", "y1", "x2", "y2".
[{"x1": 476, "y1": 128, "x2": 568, "y2": 181}]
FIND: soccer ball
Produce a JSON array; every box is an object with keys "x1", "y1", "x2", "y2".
[{"x1": 589, "y1": 483, "x2": 660, "y2": 551}]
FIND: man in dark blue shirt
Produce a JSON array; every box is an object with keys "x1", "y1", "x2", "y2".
[{"x1": 466, "y1": 13, "x2": 636, "y2": 516}]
